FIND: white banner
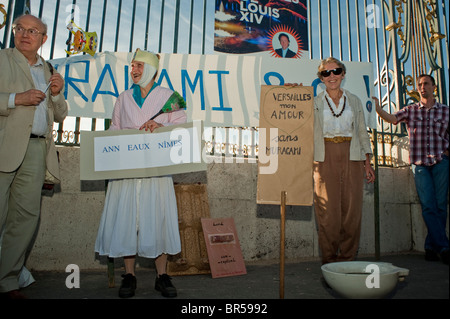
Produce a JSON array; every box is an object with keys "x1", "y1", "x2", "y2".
[
  {"x1": 94, "y1": 127, "x2": 201, "y2": 172},
  {"x1": 80, "y1": 121, "x2": 206, "y2": 180},
  {"x1": 51, "y1": 52, "x2": 376, "y2": 128}
]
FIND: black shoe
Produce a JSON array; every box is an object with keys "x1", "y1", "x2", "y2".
[
  {"x1": 425, "y1": 249, "x2": 440, "y2": 261},
  {"x1": 440, "y1": 250, "x2": 449, "y2": 265},
  {"x1": 0, "y1": 290, "x2": 27, "y2": 299},
  {"x1": 119, "y1": 273, "x2": 136, "y2": 298},
  {"x1": 155, "y1": 274, "x2": 177, "y2": 298}
]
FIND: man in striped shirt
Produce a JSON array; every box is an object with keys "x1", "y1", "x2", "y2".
[{"x1": 375, "y1": 74, "x2": 449, "y2": 265}]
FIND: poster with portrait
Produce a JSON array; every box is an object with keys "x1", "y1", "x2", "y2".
[{"x1": 214, "y1": 0, "x2": 308, "y2": 59}]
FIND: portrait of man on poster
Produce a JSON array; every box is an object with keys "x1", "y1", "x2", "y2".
[{"x1": 275, "y1": 33, "x2": 296, "y2": 58}]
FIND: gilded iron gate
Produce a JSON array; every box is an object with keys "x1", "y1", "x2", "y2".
[
  {"x1": 0, "y1": 0, "x2": 448, "y2": 162},
  {"x1": 0, "y1": 0, "x2": 448, "y2": 259}
]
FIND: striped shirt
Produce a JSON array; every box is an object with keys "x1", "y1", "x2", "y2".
[
  {"x1": 29, "y1": 58, "x2": 49, "y2": 136},
  {"x1": 395, "y1": 101, "x2": 449, "y2": 166}
]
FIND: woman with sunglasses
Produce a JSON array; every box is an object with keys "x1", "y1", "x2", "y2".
[{"x1": 313, "y1": 57, "x2": 375, "y2": 265}]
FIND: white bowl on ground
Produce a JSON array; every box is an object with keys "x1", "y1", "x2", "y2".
[{"x1": 321, "y1": 261, "x2": 409, "y2": 299}]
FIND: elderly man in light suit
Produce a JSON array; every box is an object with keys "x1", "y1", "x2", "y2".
[{"x1": 0, "y1": 14, "x2": 67, "y2": 299}]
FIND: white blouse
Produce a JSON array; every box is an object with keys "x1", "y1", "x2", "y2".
[{"x1": 322, "y1": 91, "x2": 353, "y2": 138}]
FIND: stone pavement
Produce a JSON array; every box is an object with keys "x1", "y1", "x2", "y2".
[{"x1": 5, "y1": 252, "x2": 448, "y2": 316}]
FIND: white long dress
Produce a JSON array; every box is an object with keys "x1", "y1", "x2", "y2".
[{"x1": 95, "y1": 85, "x2": 187, "y2": 258}]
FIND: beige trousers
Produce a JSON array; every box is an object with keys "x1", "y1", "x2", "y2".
[
  {"x1": 313, "y1": 141, "x2": 365, "y2": 264},
  {"x1": 0, "y1": 138, "x2": 46, "y2": 292}
]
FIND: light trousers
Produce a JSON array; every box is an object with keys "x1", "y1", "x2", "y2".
[
  {"x1": 0, "y1": 138, "x2": 46, "y2": 292},
  {"x1": 313, "y1": 141, "x2": 365, "y2": 264}
]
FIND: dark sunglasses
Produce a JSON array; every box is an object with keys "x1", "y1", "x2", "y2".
[{"x1": 320, "y1": 68, "x2": 343, "y2": 77}]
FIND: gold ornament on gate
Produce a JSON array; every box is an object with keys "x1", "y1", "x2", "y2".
[
  {"x1": 65, "y1": 20, "x2": 98, "y2": 56},
  {"x1": 0, "y1": 4, "x2": 7, "y2": 30}
]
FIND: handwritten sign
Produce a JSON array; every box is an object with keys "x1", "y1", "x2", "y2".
[
  {"x1": 201, "y1": 218, "x2": 246, "y2": 278},
  {"x1": 257, "y1": 85, "x2": 314, "y2": 205},
  {"x1": 80, "y1": 121, "x2": 206, "y2": 180}
]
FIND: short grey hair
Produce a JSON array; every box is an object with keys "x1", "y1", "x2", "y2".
[{"x1": 13, "y1": 14, "x2": 48, "y2": 35}]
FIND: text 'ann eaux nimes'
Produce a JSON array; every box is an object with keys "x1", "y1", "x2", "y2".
[{"x1": 102, "y1": 139, "x2": 182, "y2": 153}]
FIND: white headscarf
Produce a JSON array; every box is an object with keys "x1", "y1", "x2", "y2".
[{"x1": 132, "y1": 49, "x2": 159, "y2": 88}]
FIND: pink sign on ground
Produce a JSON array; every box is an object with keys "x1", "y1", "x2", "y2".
[{"x1": 201, "y1": 218, "x2": 247, "y2": 278}]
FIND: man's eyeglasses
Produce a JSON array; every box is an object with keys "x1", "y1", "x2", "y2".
[
  {"x1": 12, "y1": 25, "x2": 45, "y2": 37},
  {"x1": 320, "y1": 68, "x2": 344, "y2": 77}
]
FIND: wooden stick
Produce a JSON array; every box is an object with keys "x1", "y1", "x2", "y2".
[
  {"x1": 280, "y1": 191, "x2": 287, "y2": 299},
  {"x1": 107, "y1": 257, "x2": 115, "y2": 288}
]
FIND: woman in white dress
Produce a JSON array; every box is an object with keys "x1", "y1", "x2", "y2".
[{"x1": 95, "y1": 49, "x2": 186, "y2": 298}]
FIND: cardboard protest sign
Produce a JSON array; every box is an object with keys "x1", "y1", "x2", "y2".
[
  {"x1": 257, "y1": 85, "x2": 314, "y2": 205},
  {"x1": 201, "y1": 218, "x2": 246, "y2": 278}
]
